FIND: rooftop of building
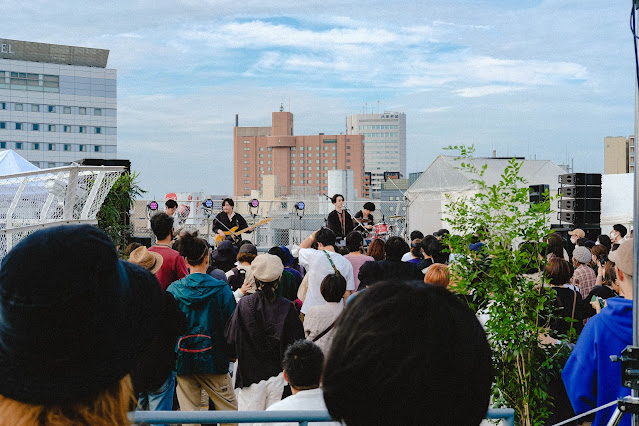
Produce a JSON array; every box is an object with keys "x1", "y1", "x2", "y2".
[{"x1": 0, "y1": 38, "x2": 109, "y2": 68}]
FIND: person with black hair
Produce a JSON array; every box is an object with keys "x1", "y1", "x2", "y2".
[
  {"x1": 326, "y1": 194, "x2": 353, "y2": 241},
  {"x1": 343, "y1": 231, "x2": 374, "y2": 291},
  {"x1": 166, "y1": 231, "x2": 238, "y2": 421},
  {"x1": 149, "y1": 213, "x2": 188, "y2": 290},
  {"x1": 610, "y1": 224, "x2": 627, "y2": 251},
  {"x1": 298, "y1": 228, "x2": 355, "y2": 317},
  {"x1": 354, "y1": 201, "x2": 375, "y2": 233},
  {"x1": 255, "y1": 340, "x2": 340, "y2": 426},
  {"x1": 596, "y1": 234, "x2": 612, "y2": 253},
  {"x1": 401, "y1": 230, "x2": 424, "y2": 261},
  {"x1": 304, "y1": 273, "x2": 347, "y2": 353},
  {"x1": 225, "y1": 254, "x2": 305, "y2": 412},
  {"x1": 376, "y1": 236, "x2": 424, "y2": 281},
  {"x1": 165, "y1": 199, "x2": 178, "y2": 216},
  {"x1": 267, "y1": 246, "x2": 299, "y2": 301},
  {"x1": 213, "y1": 198, "x2": 253, "y2": 242},
  {"x1": 323, "y1": 281, "x2": 493, "y2": 426}
]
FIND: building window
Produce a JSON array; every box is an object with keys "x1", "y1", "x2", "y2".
[
  {"x1": 244, "y1": 154, "x2": 249, "y2": 158},
  {"x1": 79, "y1": 145, "x2": 86, "y2": 152},
  {"x1": 346, "y1": 145, "x2": 351, "y2": 149},
  {"x1": 291, "y1": 180, "x2": 296, "y2": 184},
  {"x1": 94, "y1": 108, "x2": 101, "y2": 116},
  {"x1": 244, "y1": 174, "x2": 249, "y2": 177},
  {"x1": 94, "y1": 145, "x2": 101, "y2": 152},
  {"x1": 259, "y1": 154, "x2": 264, "y2": 158},
  {"x1": 0, "y1": 142, "x2": 5, "y2": 149},
  {"x1": 259, "y1": 160, "x2": 264, "y2": 164},
  {"x1": 79, "y1": 126, "x2": 85, "y2": 133},
  {"x1": 0, "y1": 102, "x2": 5, "y2": 110},
  {"x1": 48, "y1": 143, "x2": 55, "y2": 151},
  {"x1": 32, "y1": 143, "x2": 40, "y2": 150},
  {"x1": 15, "y1": 142, "x2": 22, "y2": 150},
  {"x1": 316, "y1": 147, "x2": 320, "y2": 150},
  {"x1": 291, "y1": 153, "x2": 296, "y2": 157},
  {"x1": 48, "y1": 125, "x2": 56, "y2": 132},
  {"x1": 244, "y1": 167, "x2": 249, "y2": 170},
  {"x1": 332, "y1": 160, "x2": 337, "y2": 164},
  {"x1": 32, "y1": 124, "x2": 39, "y2": 131},
  {"x1": 291, "y1": 160, "x2": 296, "y2": 164},
  {"x1": 244, "y1": 147, "x2": 250, "y2": 151},
  {"x1": 300, "y1": 167, "x2": 304, "y2": 171},
  {"x1": 332, "y1": 153, "x2": 337, "y2": 157},
  {"x1": 64, "y1": 144, "x2": 70, "y2": 151},
  {"x1": 244, "y1": 180, "x2": 249, "y2": 184},
  {"x1": 64, "y1": 125, "x2": 71, "y2": 133},
  {"x1": 79, "y1": 107, "x2": 86, "y2": 115},
  {"x1": 300, "y1": 160, "x2": 305, "y2": 164},
  {"x1": 347, "y1": 159, "x2": 351, "y2": 163},
  {"x1": 31, "y1": 104, "x2": 39, "y2": 112},
  {"x1": 268, "y1": 153, "x2": 272, "y2": 158},
  {"x1": 267, "y1": 147, "x2": 272, "y2": 151},
  {"x1": 243, "y1": 160, "x2": 249, "y2": 164},
  {"x1": 48, "y1": 162, "x2": 56, "y2": 168},
  {"x1": 291, "y1": 173, "x2": 295, "y2": 177},
  {"x1": 347, "y1": 166, "x2": 351, "y2": 169},
  {"x1": 243, "y1": 140, "x2": 250, "y2": 144},
  {"x1": 268, "y1": 167, "x2": 272, "y2": 171},
  {"x1": 290, "y1": 147, "x2": 295, "y2": 151},
  {"x1": 323, "y1": 160, "x2": 328, "y2": 164},
  {"x1": 0, "y1": 122, "x2": 5, "y2": 129},
  {"x1": 48, "y1": 105, "x2": 56, "y2": 113},
  {"x1": 259, "y1": 147, "x2": 264, "y2": 151},
  {"x1": 259, "y1": 167, "x2": 264, "y2": 171},
  {"x1": 15, "y1": 103, "x2": 23, "y2": 111},
  {"x1": 95, "y1": 127, "x2": 101, "y2": 134},
  {"x1": 291, "y1": 167, "x2": 296, "y2": 171},
  {"x1": 267, "y1": 160, "x2": 272, "y2": 164},
  {"x1": 63, "y1": 106, "x2": 71, "y2": 114}
]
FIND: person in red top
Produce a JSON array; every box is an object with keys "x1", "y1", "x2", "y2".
[{"x1": 148, "y1": 213, "x2": 188, "y2": 290}]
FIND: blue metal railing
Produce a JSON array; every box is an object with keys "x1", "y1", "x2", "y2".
[{"x1": 129, "y1": 408, "x2": 515, "y2": 425}]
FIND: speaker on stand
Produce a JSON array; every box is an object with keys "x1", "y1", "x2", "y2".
[{"x1": 557, "y1": 173, "x2": 602, "y2": 241}]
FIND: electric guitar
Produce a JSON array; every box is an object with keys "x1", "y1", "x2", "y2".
[{"x1": 215, "y1": 218, "x2": 272, "y2": 245}]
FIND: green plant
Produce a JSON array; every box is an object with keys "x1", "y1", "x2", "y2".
[
  {"x1": 97, "y1": 171, "x2": 145, "y2": 250},
  {"x1": 443, "y1": 145, "x2": 566, "y2": 426}
]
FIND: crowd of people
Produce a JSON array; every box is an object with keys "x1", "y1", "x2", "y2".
[{"x1": 0, "y1": 194, "x2": 633, "y2": 426}]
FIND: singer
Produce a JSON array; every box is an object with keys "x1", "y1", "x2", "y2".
[{"x1": 326, "y1": 194, "x2": 353, "y2": 240}]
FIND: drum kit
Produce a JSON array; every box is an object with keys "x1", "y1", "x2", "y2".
[{"x1": 355, "y1": 215, "x2": 405, "y2": 247}]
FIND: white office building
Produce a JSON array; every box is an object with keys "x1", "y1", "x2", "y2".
[
  {"x1": 346, "y1": 112, "x2": 406, "y2": 198},
  {"x1": 0, "y1": 39, "x2": 117, "y2": 168}
]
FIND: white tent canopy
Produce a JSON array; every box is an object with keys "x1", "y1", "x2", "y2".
[
  {"x1": 601, "y1": 173, "x2": 634, "y2": 234},
  {"x1": 0, "y1": 150, "x2": 39, "y2": 176},
  {"x1": 405, "y1": 155, "x2": 568, "y2": 236}
]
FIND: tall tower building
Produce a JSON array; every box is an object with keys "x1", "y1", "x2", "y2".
[
  {"x1": 0, "y1": 39, "x2": 117, "y2": 168},
  {"x1": 234, "y1": 110, "x2": 365, "y2": 197},
  {"x1": 604, "y1": 135, "x2": 635, "y2": 174},
  {"x1": 346, "y1": 112, "x2": 406, "y2": 198}
]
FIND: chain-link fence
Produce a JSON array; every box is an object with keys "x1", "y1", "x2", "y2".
[
  {"x1": 132, "y1": 197, "x2": 410, "y2": 249},
  {"x1": 0, "y1": 165, "x2": 124, "y2": 259}
]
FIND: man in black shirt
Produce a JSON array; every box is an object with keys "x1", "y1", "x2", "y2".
[{"x1": 213, "y1": 198, "x2": 253, "y2": 243}]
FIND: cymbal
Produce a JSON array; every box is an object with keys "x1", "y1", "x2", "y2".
[{"x1": 388, "y1": 215, "x2": 405, "y2": 219}]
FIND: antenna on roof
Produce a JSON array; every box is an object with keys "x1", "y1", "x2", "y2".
[{"x1": 279, "y1": 103, "x2": 284, "y2": 112}]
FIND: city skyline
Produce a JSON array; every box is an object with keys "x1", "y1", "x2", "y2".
[{"x1": 2, "y1": 1, "x2": 633, "y2": 198}]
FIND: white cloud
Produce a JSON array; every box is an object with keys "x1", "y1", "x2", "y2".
[
  {"x1": 419, "y1": 106, "x2": 452, "y2": 113},
  {"x1": 453, "y1": 85, "x2": 526, "y2": 98}
]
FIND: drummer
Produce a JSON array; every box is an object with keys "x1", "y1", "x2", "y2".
[
  {"x1": 354, "y1": 202, "x2": 375, "y2": 232},
  {"x1": 327, "y1": 194, "x2": 354, "y2": 240}
]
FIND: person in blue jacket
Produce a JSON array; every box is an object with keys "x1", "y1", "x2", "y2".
[
  {"x1": 562, "y1": 239, "x2": 634, "y2": 426},
  {"x1": 167, "y1": 231, "x2": 238, "y2": 423}
]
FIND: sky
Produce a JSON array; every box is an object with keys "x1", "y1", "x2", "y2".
[{"x1": 3, "y1": 0, "x2": 635, "y2": 198}]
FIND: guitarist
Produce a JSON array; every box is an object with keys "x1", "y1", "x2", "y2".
[{"x1": 213, "y1": 198, "x2": 253, "y2": 244}]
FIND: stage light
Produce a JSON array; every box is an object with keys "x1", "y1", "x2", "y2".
[
  {"x1": 147, "y1": 201, "x2": 159, "y2": 211},
  {"x1": 203, "y1": 198, "x2": 214, "y2": 209},
  {"x1": 249, "y1": 199, "x2": 260, "y2": 208},
  {"x1": 294, "y1": 201, "x2": 305, "y2": 211}
]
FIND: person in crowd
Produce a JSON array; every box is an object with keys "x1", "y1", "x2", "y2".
[
  {"x1": 128, "y1": 246, "x2": 187, "y2": 425},
  {"x1": 610, "y1": 224, "x2": 627, "y2": 251},
  {"x1": 588, "y1": 244, "x2": 608, "y2": 274},
  {"x1": 406, "y1": 239, "x2": 424, "y2": 264},
  {"x1": 377, "y1": 236, "x2": 424, "y2": 281},
  {"x1": 124, "y1": 241, "x2": 143, "y2": 257},
  {"x1": 255, "y1": 340, "x2": 340, "y2": 426},
  {"x1": 424, "y1": 263, "x2": 450, "y2": 288},
  {"x1": 165, "y1": 199, "x2": 178, "y2": 216},
  {"x1": 167, "y1": 231, "x2": 238, "y2": 424},
  {"x1": 347, "y1": 261, "x2": 385, "y2": 304},
  {"x1": 343, "y1": 231, "x2": 374, "y2": 291},
  {"x1": 226, "y1": 243, "x2": 258, "y2": 303},
  {"x1": 149, "y1": 212, "x2": 189, "y2": 290},
  {"x1": 270, "y1": 246, "x2": 304, "y2": 286},
  {"x1": 268, "y1": 246, "x2": 300, "y2": 301},
  {"x1": 596, "y1": 234, "x2": 612, "y2": 252},
  {"x1": 211, "y1": 240, "x2": 239, "y2": 273},
  {"x1": 354, "y1": 201, "x2": 375, "y2": 233},
  {"x1": 225, "y1": 254, "x2": 304, "y2": 413},
  {"x1": 323, "y1": 281, "x2": 493, "y2": 425},
  {"x1": 366, "y1": 238, "x2": 385, "y2": 261},
  {"x1": 562, "y1": 240, "x2": 634, "y2": 426},
  {"x1": 417, "y1": 235, "x2": 437, "y2": 270},
  {"x1": 571, "y1": 246, "x2": 597, "y2": 297},
  {"x1": 544, "y1": 258, "x2": 584, "y2": 338},
  {"x1": 326, "y1": 194, "x2": 354, "y2": 242},
  {"x1": 434, "y1": 228, "x2": 450, "y2": 240},
  {"x1": 213, "y1": 198, "x2": 253, "y2": 242},
  {"x1": 298, "y1": 228, "x2": 355, "y2": 316},
  {"x1": 546, "y1": 233, "x2": 569, "y2": 262},
  {"x1": 304, "y1": 273, "x2": 346, "y2": 353},
  {"x1": 401, "y1": 230, "x2": 424, "y2": 261},
  {"x1": 568, "y1": 228, "x2": 584, "y2": 247},
  {"x1": 582, "y1": 259, "x2": 618, "y2": 320},
  {"x1": 0, "y1": 225, "x2": 163, "y2": 425}
]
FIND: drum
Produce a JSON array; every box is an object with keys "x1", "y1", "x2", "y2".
[{"x1": 373, "y1": 223, "x2": 388, "y2": 239}]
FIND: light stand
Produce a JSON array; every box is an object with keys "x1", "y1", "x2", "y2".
[
  {"x1": 294, "y1": 201, "x2": 305, "y2": 245},
  {"x1": 202, "y1": 199, "x2": 214, "y2": 245},
  {"x1": 248, "y1": 199, "x2": 259, "y2": 243}
]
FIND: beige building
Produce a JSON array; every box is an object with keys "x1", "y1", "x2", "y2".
[
  {"x1": 604, "y1": 135, "x2": 635, "y2": 174},
  {"x1": 234, "y1": 110, "x2": 365, "y2": 197}
]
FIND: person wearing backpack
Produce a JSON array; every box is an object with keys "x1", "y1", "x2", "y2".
[{"x1": 167, "y1": 231, "x2": 238, "y2": 425}]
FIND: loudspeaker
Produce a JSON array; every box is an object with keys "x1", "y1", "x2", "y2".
[
  {"x1": 558, "y1": 199, "x2": 601, "y2": 211},
  {"x1": 558, "y1": 173, "x2": 602, "y2": 186},
  {"x1": 558, "y1": 211, "x2": 601, "y2": 224},
  {"x1": 529, "y1": 184, "x2": 549, "y2": 204},
  {"x1": 558, "y1": 186, "x2": 602, "y2": 198}
]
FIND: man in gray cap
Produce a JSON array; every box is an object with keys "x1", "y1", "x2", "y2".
[{"x1": 562, "y1": 240, "x2": 634, "y2": 425}]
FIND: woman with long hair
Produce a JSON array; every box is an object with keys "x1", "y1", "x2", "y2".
[
  {"x1": 225, "y1": 254, "x2": 304, "y2": 413},
  {"x1": 366, "y1": 238, "x2": 386, "y2": 261}
]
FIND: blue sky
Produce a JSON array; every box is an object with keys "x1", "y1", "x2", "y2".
[{"x1": 3, "y1": 0, "x2": 634, "y2": 198}]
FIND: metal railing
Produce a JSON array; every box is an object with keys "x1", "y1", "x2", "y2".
[{"x1": 129, "y1": 408, "x2": 515, "y2": 425}]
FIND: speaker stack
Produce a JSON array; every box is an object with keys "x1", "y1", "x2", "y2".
[{"x1": 557, "y1": 173, "x2": 602, "y2": 241}]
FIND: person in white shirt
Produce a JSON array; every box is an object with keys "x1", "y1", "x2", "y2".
[
  {"x1": 255, "y1": 340, "x2": 340, "y2": 426},
  {"x1": 298, "y1": 228, "x2": 354, "y2": 316},
  {"x1": 401, "y1": 230, "x2": 424, "y2": 262}
]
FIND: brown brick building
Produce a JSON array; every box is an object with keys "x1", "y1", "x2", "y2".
[{"x1": 234, "y1": 110, "x2": 365, "y2": 197}]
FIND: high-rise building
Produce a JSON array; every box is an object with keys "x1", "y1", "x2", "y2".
[
  {"x1": 233, "y1": 110, "x2": 365, "y2": 197},
  {"x1": 346, "y1": 112, "x2": 406, "y2": 197},
  {"x1": 0, "y1": 39, "x2": 117, "y2": 168},
  {"x1": 604, "y1": 135, "x2": 635, "y2": 174}
]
